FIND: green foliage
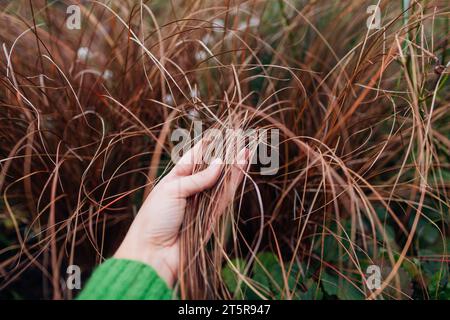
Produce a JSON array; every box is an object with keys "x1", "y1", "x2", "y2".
[
  {"x1": 222, "y1": 258, "x2": 248, "y2": 299},
  {"x1": 223, "y1": 252, "x2": 313, "y2": 300},
  {"x1": 221, "y1": 202, "x2": 450, "y2": 300},
  {"x1": 298, "y1": 279, "x2": 323, "y2": 300}
]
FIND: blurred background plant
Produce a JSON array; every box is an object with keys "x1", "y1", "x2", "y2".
[{"x1": 0, "y1": 0, "x2": 449, "y2": 300}]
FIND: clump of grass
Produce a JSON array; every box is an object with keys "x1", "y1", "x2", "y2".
[
  {"x1": 1, "y1": 0, "x2": 449, "y2": 300},
  {"x1": 0, "y1": 0, "x2": 199, "y2": 299}
]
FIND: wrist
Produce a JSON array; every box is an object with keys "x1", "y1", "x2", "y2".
[
  {"x1": 114, "y1": 233, "x2": 177, "y2": 288},
  {"x1": 142, "y1": 248, "x2": 177, "y2": 287}
]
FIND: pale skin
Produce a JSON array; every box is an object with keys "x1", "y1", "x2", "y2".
[{"x1": 114, "y1": 141, "x2": 249, "y2": 287}]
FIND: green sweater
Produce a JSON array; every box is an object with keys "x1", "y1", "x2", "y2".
[{"x1": 77, "y1": 258, "x2": 173, "y2": 300}]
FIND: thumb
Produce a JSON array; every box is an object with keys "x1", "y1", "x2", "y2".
[{"x1": 175, "y1": 158, "x2": 223, "y2": 197}]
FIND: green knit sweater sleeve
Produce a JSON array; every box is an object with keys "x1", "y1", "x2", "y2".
[{"x1": 77, "y1": 258, "x2": 173, "y2": 300}]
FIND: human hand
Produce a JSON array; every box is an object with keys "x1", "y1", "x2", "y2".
[{"x1": 114, "y1": 141, "x2": 249, "y2": 287}]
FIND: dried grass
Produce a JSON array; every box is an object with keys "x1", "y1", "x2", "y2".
[{"x1": 0, "y1": 0, "x2": 449, "y2": 299}]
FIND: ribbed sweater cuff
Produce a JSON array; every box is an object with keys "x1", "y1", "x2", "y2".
[{"x1": 77, "y1": 258, "x2": 173, "y2": 300}]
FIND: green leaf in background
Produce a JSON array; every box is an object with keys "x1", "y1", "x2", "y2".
[
  {"x1": 321, "y1": 272, "x2": 339, "y2": 296},
  {"x1": 222, "y1": 258, "x2": 248, "y2": 299},
  {"x1": 316, "y1": 235, "x2": 339, "y2": 262},
  {"x1": 427, "y1": 270, "x2": 450, "y2": 300},
  {"x1": 336, "y1": 280, "x2": 365, "y2": 300},
  {"x1": 421, "y1": 260, "x2": 447, "y2": 278},
  {"x1": 286, "y1": 262, "x2": 301, "y2": 291},
  {"x1": 252, "y1": 252, "x2": 284, "y2": 296},
  {"x1": 298, "y1": 279, "x2": 323, "y2": 300}
]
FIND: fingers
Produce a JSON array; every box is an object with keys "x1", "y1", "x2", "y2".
[
  {"x1": 170, "y1": 139, "x2": 205, "y2": 177},
  {"x1": 166, "y1": 145, "x2": 250, "y2": 198},
  {"x1": 174, "y1": 158, "x2": 224, "y2": 197}
]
